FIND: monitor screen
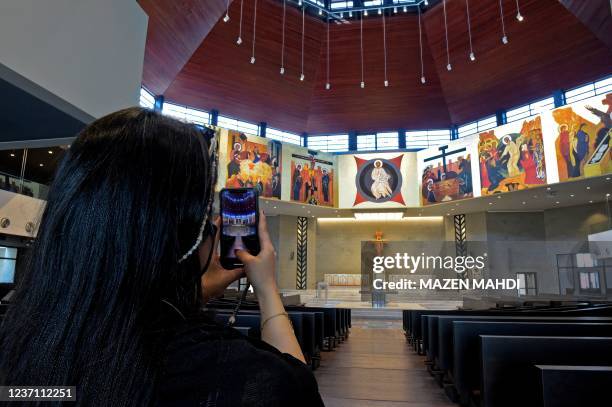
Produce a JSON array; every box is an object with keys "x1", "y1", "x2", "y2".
[{"x1": 0, "y1": 247, "x2": 17, "y2": 284}]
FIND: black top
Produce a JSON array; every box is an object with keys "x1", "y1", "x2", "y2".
[{"x1": 156, "y1": 317, "x2": 324, "y2": 407}]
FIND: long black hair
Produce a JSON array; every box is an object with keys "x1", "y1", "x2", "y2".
[{"x1": 0, "y1": 107, "x2": 217, "y2": 405}]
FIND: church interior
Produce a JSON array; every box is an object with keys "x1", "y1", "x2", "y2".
[{"x1": 1, "y1": 0, "x2": 611, "y2": 406}]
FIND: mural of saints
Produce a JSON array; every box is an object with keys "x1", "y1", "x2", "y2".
[
  {"x1": 478, "y1": 116, "x2": 547, "y2": 195},
  {"x1": 290, "y1": 153, "x2": 334, "y2": 206},
  {"x1": 553, "y1": 93, "x2": 611, "y2": 181},
  {"x1": 225, "y1": 130, "x2": 281, "y2": 198},
  {"x1": 421, "y1": 145, "x2": 473, "y2": 205}
]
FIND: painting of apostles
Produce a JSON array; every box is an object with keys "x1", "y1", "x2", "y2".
[
  {"x1": 553, "y1": 93, "x2": 611, "y2": 181},
  {"x1": 225, "y1": 130, "x2": 281, "y2": 199},
  {"x1": 290, "y1": 154, "x2": 334, "y2": 206},
  {"x1": 478, "y1": 116, "x2": 547, "y2": 195},
  {"x1": 421, "y1": 152, "x2": 472, "y2": 205}
]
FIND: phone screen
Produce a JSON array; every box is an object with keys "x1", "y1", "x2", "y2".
[{"x1": 220, "y1": 188, "x2": 260, "y2": 268}]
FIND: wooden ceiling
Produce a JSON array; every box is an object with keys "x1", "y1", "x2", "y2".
[{"x1": 140, "y1": 0, "x2": 612, "y2": 134}]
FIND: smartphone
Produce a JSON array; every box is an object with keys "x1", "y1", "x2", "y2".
[{"x1": 219, "y1": 188, "x2": 261, "y2": 269}]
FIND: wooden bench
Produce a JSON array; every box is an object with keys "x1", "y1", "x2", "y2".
[
  {"x1": 452, "y1": 321, "x2": 612, "y2": 406},
  {"x1": 480, "y1": 336, "x2": 612, "y2": 407},
  {"x1": 537, "y1": 365, "x2": 612, "y2": 407}
]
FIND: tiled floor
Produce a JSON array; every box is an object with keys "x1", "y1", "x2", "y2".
[{"x1": 314, "y1": 317, "x2": 455, "y2": 407}]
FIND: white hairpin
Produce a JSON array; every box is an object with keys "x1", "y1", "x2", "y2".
[{"x1": 178, "y1": 129, "x2": 219, "y2": 264}]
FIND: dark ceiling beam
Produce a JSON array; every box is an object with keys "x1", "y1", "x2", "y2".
[
  {"x1": 558, "y1": 0, "x2": 612, "y2": 51},
  {"x1": 137, "y1": 0, "x2": 232, "y2": 95}
]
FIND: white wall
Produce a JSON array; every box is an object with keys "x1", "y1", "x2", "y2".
[{"x1": 0, "y1": 0, "x2": 148, "y2": 119}]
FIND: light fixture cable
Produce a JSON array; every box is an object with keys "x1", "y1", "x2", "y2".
[
  {"x1": 223, "y1": 0, "x2": 230, "y2": 22},
  {"x1": 250, "y1": 0, "x2": 258, "y2": 63},
  {"x1": 443, "y1": 0, "x2": 451, "y2": 71},
  {"x1": 280, "y1": 0, "x2": 286, "y2": 74},
  {"x1": 418, "y1": 6, "x2": 425, "y2": 84},
  {"x1": 360, "y1": 12, "x2": 365, "y2": 88},
  {"x1": 326, "y1": 16, "x2": 330, "y2": 89},
  {"x1": 499, "y1": 0, "x2": 508, "y2": 44},
  {"x1": 300, "y1": 5, "x2": 305, "y2": 81},
  {"x1": 383, "y1": 11, "x2": 388, "y2": 87},
  {"x1": 237, "y1": 0, "x2": 244, "y2": 45},
  {"x1": 515, "y1": 0, "x2": 524, "y2": 21},
  {"x1": 466, "y1": 0, "x2": 475, "y2": 61}
]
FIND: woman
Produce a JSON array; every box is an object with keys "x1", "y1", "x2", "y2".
[{"x1": 0, "y1": 108, "x2": 324, "y2": 406}]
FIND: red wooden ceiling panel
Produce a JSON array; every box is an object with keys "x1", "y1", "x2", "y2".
[
  {"x1": 145, "y1": 0, "x2": 612, "y2": 134},
  {"x1": 138, "y1": 0, "x2": 230, "y2": 95},
  {"x1": 306, "y1": 14, "x2": 451, "y2": 134},
  {"x1": 164, "y1": 0, "x2": 324, "y2": 133},
  {"x1": 423, "y1": 0, "x2": 612, "y2": 125}
]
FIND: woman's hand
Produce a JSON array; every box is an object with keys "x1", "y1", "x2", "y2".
[
  {"x1": 236, "y1": 212, "x2": 305, "y2": 362},
  {"x1": 235, "y1": 210, "x2": 278, "y2": 299},
  {"x1": 200, "y1": 217, "x2": 244, "y2": 303}
]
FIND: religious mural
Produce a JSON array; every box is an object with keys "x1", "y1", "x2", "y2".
[
  {"x1": 225, "y1": 130, "x2": 282, "y2": 198},
  {"x1": 478, "y1": 116, "x2": 547, "y2": 195},
  {"x1": 290, "y1": 152, "x2": 334, "y2": 206},
  {"x1": 553, "y1": 92, "x2": 611, "y2": 181},
  {"x1": 420, "y1": 145, "x2": 473, "y2": 205},
  {"x1": 353, "y1": 155, "x2": 405, "y2": 206}
]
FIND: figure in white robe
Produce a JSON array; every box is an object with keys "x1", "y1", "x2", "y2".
[{"x1": 370, "y1": 160, "x2": 393, "y2": 199}]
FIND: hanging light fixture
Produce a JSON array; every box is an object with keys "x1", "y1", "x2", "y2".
[
  {"x1": 300, "y1": 5, "x2": 305, "y2": 81},
  {"x1": 364, "y1": 9, "x2": 368, "y2": 16},
  {"x1": 326, "y1": 16, "x2": 331, "y2": 90},
  {"x1": 393, "y1": 7, "x2": 397, "y2": 13},
  {"x1": 319, "y1": 8, "x2": 323, "y2": 15},
  {"x1": 443, "y1": 0, "x2": 451, "y2": 71},
  {"x1": 499, "y1": 0, "x2": 509, "y2": 44},
  {"x1": 378, "y1": 8, "x2": 382, "y2": 15},
  {"x1": 360, "y1": 12, "x2": 365, "y2": 88},
  {"x1": 250, "y1": 0, "x2": 258, "y2": 63},
  {"x1": 403, "y1": 6, "x2": 407, "y2": 13},
  {"x1": 424, "y1": 0, "x2": 429, "y2": 5},
  {"x1": 223, "y1": 0, "x2": 230, "y2": 22},
  {"x1": 418, "y1": 6, "x2": 425, "y2": 84},
  {"x1": 349, "y1": 11, "x2": 353, "y2": 17},
  {"x1": 280, "y1": 0, "x2": 286, "y2": 74},
  {"x1": 382, "y1": 11, "x2": 389, "y2": 87},
  {"x1": 466, "y1": 0, "x2": 476, "y2": 61},
  {"x1": 515, "y1": 0, "x2": 524, "y2": 21},
  {"x1": 236, "y1": 0, "x2": 244, "y2": 45}
]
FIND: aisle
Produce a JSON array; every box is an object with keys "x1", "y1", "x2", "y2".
[{"x1": 314, "y1": 317, "x2": 455, "y2": 407}]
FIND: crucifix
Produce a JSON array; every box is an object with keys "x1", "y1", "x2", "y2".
[{"x1": 424, "y1": 145, "x2": 467, "y2": 174}]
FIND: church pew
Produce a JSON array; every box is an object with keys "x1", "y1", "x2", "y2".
[
  {"x1": 537, "y1": 365, "x2": 612, "y2": 407},
  {"x1": 233, "y1": 326, "x2": 255, "y2": 337},
  {"x1": 214, "y1": 310, "x2": 309, "y2": 357},
  {"x1": 304, "y1": 307, "x2": 338, "y2": 350},
  {"x1": 452, "y1": 321, "x2": 612, "y2": 406},
  {"x1": 436, "y1": 315, "x2": 612, "y2": 375},
  {"x1": 480, "y1": 336, "x2": 612, "y2": 407}
]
